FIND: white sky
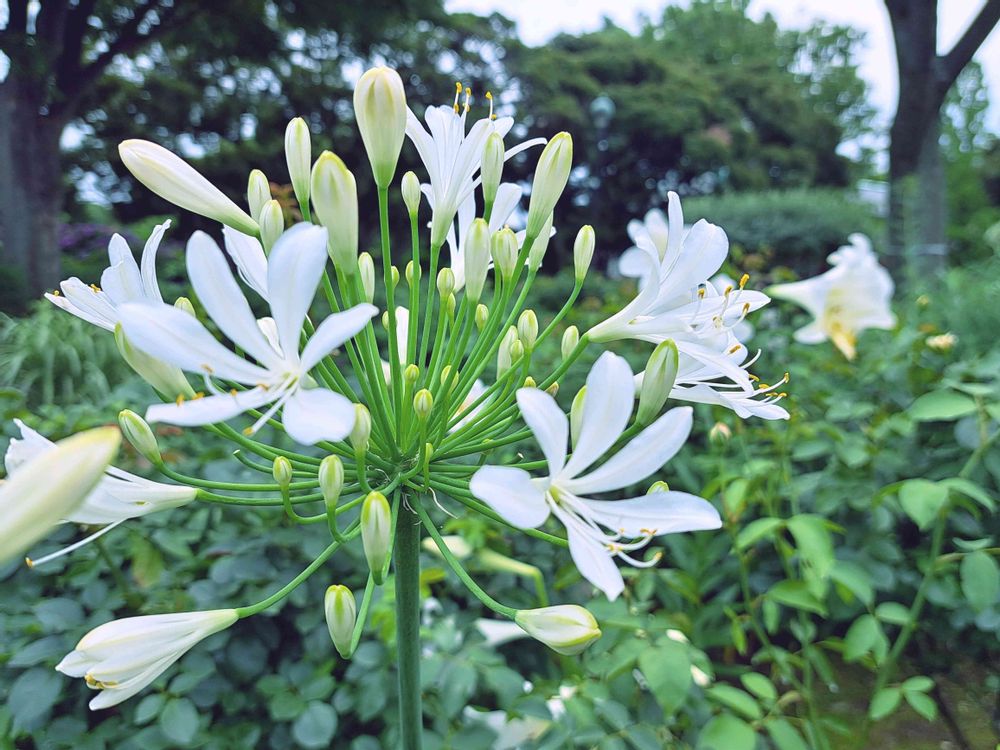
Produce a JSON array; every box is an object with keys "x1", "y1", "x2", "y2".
[{"x1": 446, "y1": 0, "x2": 1000, "y2": 135}]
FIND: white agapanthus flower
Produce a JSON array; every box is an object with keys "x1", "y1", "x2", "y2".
[
  {"x1": 406, "y1": 85, "x2": 544, "y2": 248},
  {"x1": 471, "y1": 352, "x2": 721, "y2": 601},
  {"x1": 119, "y1": 223, "x2": 377, "y2": 445},
  {"x1": 222, "y1": 225, "x2": 269, "y2": 300},
  {"x1": 45, "y1": 221, "x2": 172, "y2": 331},
  {"x1": 768, "y1": 233, "x2": 896, "y2": 360},
  {"x1": 444, "y1": 183, "x2": 522, "y2": 289},
  {"x1": 57, "y1": 609, "x2": 238, "y2": 709}
]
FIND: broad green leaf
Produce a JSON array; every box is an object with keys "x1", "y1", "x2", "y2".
[
  {"x1": 960, "y1": 550, "x2": 1000, "y2": 612},
  {"x1": 829, "y1": 562, "x2": 874, "y2": 606},
  {"x1": 740, "y1": 672, "x2": 777, "y2": 703},
  {"x1": 787, "y1": 514, "x2": 835, "y2": 578},
  {"x1": 766, "y1": 718, "x2": 810, "y2": 750},
  {"x1": 638, "y1": 641, "x2": 691, "y2": 715},
  {"x1": 898, "y1": 480, "x2": 948, "y2": 530},
  {"x1": 875, "y1": 602, "x2": 911, "y2": 625},
  {"x1": 868, "y1": 688, "x2": 901, "y2": 720},
  {"x1": 901, "y1": 676, "x2": 934, "y2": 693},
  {"x1": 705, "y1": 684, "x2": 763, "y2": 720},
  {"x1": 134, "y1": 693, "x2": 165, "y2": 725},
  {"x1": 736, "y1": 517, "x2": 784, "y2": 550},
  {"x1": 843, "y1": 614, "x2": 881, "y2": 662},
  {"x1": 941, "y1": 478, "x2": 996, "y2": 511},
  {"x1": 904, "y1": 690, "x2": 938, "y2": 721},
  {"x1": 291, "y1": 701, "x2": 338, "y2": 748},
  {"x1": 697, "y1": 714, "x2": 756, "y2": 750},
  {"x1": 908, "y1": 391, "x2": 977, "y2": 421},
  {"x1": 160, "y1": 697, "x2": 199, "y2": 745},
  {"x1": 766, "y1": 580, "x2": 827, "y2": 616}
]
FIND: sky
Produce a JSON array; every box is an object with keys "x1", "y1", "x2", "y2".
[{"x1": 445, "y1": 0, "x2": 1000, "y2": 136}]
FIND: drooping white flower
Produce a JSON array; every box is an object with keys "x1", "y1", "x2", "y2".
[
  {"x1": 769, "y1": 233, "x2": 895, "y2": 360},
  {"x1": 0, "y1": 426, "x2": 120, "y2": 565},
  {"x1": 470, "y1": 352, "x2": 721, "y2": 601},
  {"x1": 119, "y1": 223, "x2": 377, "y2": 445},
  {"x1": 56, "y1": 609, "x2": 238, "y2": 709},
  {"x1": 406, "y1": 86, "x2": 545, "y2": 248}
]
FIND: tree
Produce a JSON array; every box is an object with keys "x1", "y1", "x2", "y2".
[{"x1": 884, "y1": 0, "x2": 1000, "y2": 272}]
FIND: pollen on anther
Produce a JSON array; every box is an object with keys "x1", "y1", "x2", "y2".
[
  {"x1": 243, "y1": 426, "x2": 254, "y2": 436},
  {"x1": 193, "y1": 392, "x2": 205, "y2": 400},
  {"x1": 89, "y1": 283, "x2": 101, "y2": 293},
  {"x1": 697, "y1": 287, "x2": 706, "y2": 298},
  {"x1": 728, "y1": 344, "x2": 741, "y2": 354},
  {"x1": 175, "y1": 394, "x2": 186, "y2": 406},
  {"x1": 52, "y1": 290, "x2": 61, "y2": 296},
  {"x1": 229, "y1": 388, "x2": 238, "y2": 396},
  {"x1": 739, "y1": 273, "x2": 750, "y2": 288}
]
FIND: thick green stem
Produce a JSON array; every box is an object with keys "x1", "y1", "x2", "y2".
[{"x1": 395, "y1": 500, "x2": 423, "y2": 750}]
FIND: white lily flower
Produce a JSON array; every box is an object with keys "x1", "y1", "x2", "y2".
[
  {"x1": 444, "y1": 183, "x2": 522, "y2": 289},
  {"x1": 0, "y1": 427, "x2": 120, "y2": 565},
  {"x1": 406, "y1": 85, "x2": 545, "y2": 248},
  {"x1": 56, "y1": 609, "x2": 238, "y2": 710},
  {"x1": 222, "y1": 226, "x2": 269, "y2": 300},
  {"x1": 769, "y1": 233, "x2": 896, "y2": 360},
  {"x1": 470, "y1": 352, "x2": 721, "y2": 601},
  {"x1": 119, "y1": 223, "x2": 377, "y2": 445},
  {"x1": 5, "y1": 419, "x2": 196, "y2": 565}
]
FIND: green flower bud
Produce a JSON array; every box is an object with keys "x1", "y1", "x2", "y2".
[
  {"x1": 573, "y1": 225, "x2": 595, "y2": 283},
  {"x1": 497, "y1": 326, "x2": 518, "y2": 376},
  {"x1": 272, "y1": 456, "x2": 293, "y2": 490},
  {"x1": 481, "y1": 132, "x2": 504, "y2": 209},
  {"x1": 444, "y1": 293, "x2": 456, "y2": 318},
  {"x1": 545, "y1": 382, "x2": 559, "y2": 397},
  {"x1": 709, "y1": 422, "x2": 732, "y2": 444},
  {"x1": 561, "y1": 326, "x2": 579, "y2": 360},
  {"x1": 421, "y1": 534, "x2": 472, "y2": 560},
  {"x1": 258, "y1": 199, "x2": 284, "y2": 253},
  {"x1": 284, "y1": 117, "x2": 311, "y2": 209},
  {"x1": 570, "y1": 385, "x2": 587, "y2": 447},
  {"x1": 319, "y1": 455, "x2": 344, "y2": 510},
  {"x1": 647, "y1": 480, "x2": 670, "y2": 494},
  {"x1": 490, "y1": 227, "x2": 518, "y2": 281},
  {"x1": 310, "y1": 151, "x2": 358, "y2": 273},
  {"x1": 350, "y1": 404, "x2": 372, "y2": 452},
  {"x1": 437, "y1": 267, "x2": 456, "y2": 298},
  {"x1": 354, "y1": 67, "x2": 407, "y2": 189},
  {"x1": 525, "y1": 132, "x2": 572, "y2": 239},
  {"x1": 414, "y1": 389, "x2": 433, "y2": 420},
  {"x1": 118, "y1": 409, "x2": 161, "y2": 464},
  {"x1": 401, "y1": 171, "x2": 421, "y2": 216},
  {"x1": 358, "y1": 252, "x2": 375, "y2": 303},
  {"x1": 636, "y1": 339, "x2": 679, "y2": 426},
  {"x1": 247, "y1": 169, "x2": 271, "y2": 222},
  {"x1": 517, "y1": 310, "x2": 538, "y2": 349},
  {"x1": 514, "y1": 605, "x2": 601, "y2": 656},
  {"x1": 173, "y1": 296, "x2": 196, "y2": 316},
  {"x1": 527, "y1": 212, "x2": 554, "y2": 272},
  {"x1": 523, "y1": 376, "x2": 537, "y2": 388},
  {"x1": 475, "y1": 303, "x2": 489, "y2": 331},
  {"x1": 361, "y1": 491, "x2": 392, "y2": 583},
  {"x1": 324, "y1": 585, "x2": 357, "y2": 658},
  {"x1": 391, "y1": 265, "x2": 400, "y2": 288},
  {"x1": 405, "y1": 260, "x2": 419, "y2": 287},
  {"x1": 465, "y1": 218, "x2": 491, "y2": 302},
  {"x1": 509, "y1": 339, "x2": 525, "y2": 363},
  {"x1": 404, "y1": 364, "x2": 420, "y2": 384}
]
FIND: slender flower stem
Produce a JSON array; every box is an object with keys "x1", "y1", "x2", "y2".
[
  {"x1": 380, "y1": 186, "x2": 404, "y2": 422},
  {"x1": 394, "y1": 494, "x2": 424, "y2": 750}
]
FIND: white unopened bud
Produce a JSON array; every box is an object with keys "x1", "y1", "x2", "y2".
[
  {"x1": 118, "y1": 409, "x2": 161, "y2": 465},
  {"x1": 247, "y1": 169, "x2": 271, "y2": 222},
  {"x1": 353, "y1": 67, "x2": 407, "y2": 188},
  {"x1": 573, "y1": 225, "x2": 595, "y2": 282},
  {"x1": 475, "y1": 304, "x2": 489, "y2": 331},
  {"x1": 361, "y1": 491, "x2": 392, "y2": 583},
  {"x1": 325, "y1": 585, "x2": 357, "y2": 658},
  {"x1": 648, "y1": 480, "x2": 670, "y2": 494},
  {"x1": 561, "y1": 326, "x2": 579, "y2": 360},
  {"x1": 514, "y1": 605, "x2": 601, "y2": 656},
  {"x1": 119, "y1": 140, "x2": 258, "y2": 235},
  {"x1": 310, "y1": 151, "x2": 358, "y2": 273},
  {"x1": 319, "y1": 455, "x2": 344, "y2": 510},
  {"x1": 413, "y1": 389, "x2": 433, "y2": 420},
  {"x1": 525, "y1": 132, "x2": 572, "y2": 239},
  {"x1": 465, "y1": 218, "x2": 491, "y2": 302},
  {"x1": 173, "y1": 297, "x2": 195, "y2": 316},
  {"x1": 481, "y1": 132, "x2": 504, "y2": 209},
  {"x1": 401, "y1": 171, "x2": 421, "y2": 216},
  {"x1": 437, "y1": 267, "x2": 456, "y2": 298},
  {"x1": 518, "y1": 310, "x2": 538, "y2": 349},
  {"x1": 509, "y1": 339, "x2": 525, "y2": 363},
  {"x1": 404, "y1": 364, "x2": 420, "y2": 384},
  {"x1": 391, "y1": 266, "x2": 400, "y2": 288},
  {"x1": 444, "y1": 293, "x2": 456, "y2": 318},
  {"x1": 636, "y1": 339, "x2": 679, "y2": 425},
  {"x1": 358, "y1": 252, "x2": 375, "y2": 303},
  {"x1": 491, "y1": 227, "x2": 518, "y2": 280},
  {"x1": 350, "y1": 404, "x2": 372, "y2": 452},
  {"x1": 284, "y1": 117, "x2": 312, "y2": 208},
  {"x1": 272, "y1": 456, "x2": 293, "y2": 490},
  {"x1": 258, "y1": 199, "x2": 284, "y2": 253},
  {"x1": 570, "y1": 385, "x2": 587, "y2": 447},
  {"x1": 527, "y1": 212, "x2": 554, "y2": 272}
]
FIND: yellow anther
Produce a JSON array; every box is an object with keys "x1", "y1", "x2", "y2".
[
  {"x1": 89, "y1": 283, "x2": 101, "y2": 292},
  {"x1": 742, "y1": 302, "x2": 750, "y2": 313},
  {"x1": 758, "y1": 382, "x2": 770, "y2": 389},
  {"x1": 201, "y1": 364, "x2": 214, "y2": 374},
  {"x1": 748, "y1": 373, "x2": 760, "y2": 382},
  {"x1": 175, "y1": 394, "x2": 186, "y2": 406},
  {"x1": 464, "y1": 86, "x2": 471, "y2": 112},
  {"x1": 778, "y1": 392, "x2": 788, "y2": 398},
  {"x1": 243, "y1": 426, "x2": 254, "y2": 436},
  {"x1": 739, "y1": 273, "x2": 750, "y2": 288},
  {"x1": 486, "y1": 90, "x2": 496, "y2": 119},
  {"x1": 783, "y1": 372, "x2": 790, "y2": 382},
  {"x1": 724, "y1": 285, "x2": 734, "y2": 296},
  {"x1": 193, "y1": 392, "x2": 205, "y2": 400},
  {"x1": 51, "y1": 290, "x2": 61, "y2": 296},
  {"x1": 697, "y1": 287, "x2": 706, "y2": 298},
  {"x1": 24, "y1": 557, "x2": 34, "y2": 569},
  {"x1": 728, "y1": 344, "x2": 741, "y2": 354},
  {"x1": 453, "y1": 81, "x2": 462, "y2": 112},
  {"x1": 229, "y1": 388, "x2": 238, "y2": 396}
]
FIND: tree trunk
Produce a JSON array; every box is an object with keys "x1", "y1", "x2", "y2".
[
  {"x1": 913, "y1": 117, "x2": 947, "y2": 274},
  {"x1": 0, "y1": 73, "x2": 64, "y2": 311}
]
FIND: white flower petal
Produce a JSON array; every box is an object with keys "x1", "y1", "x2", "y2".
[
  {"x1": 280, "y1": 387, "x2": 355, "y2": 444},
  {"x1": 267, "y1": 223, "x2": 329, "y2": 359},
  {"x1": 470, "y1": 465, "x2": 550, "y2": 529},
  {"x1": 580, "y1": 492, "x2": 722, "y2": 537},
  {"x1": 139, "y1": 220, "x2": 171, "y2": 301},
  {"x1": 146, "y1": 387, "x2": 273, "y2": 427},
  {"x1": 223, "y1": 226, "x2": 269, "y2": 299},
  {"x1": 53, "y1": 279, "x2": 118, "y2": 330},
  {"x1": 299, "y1": 304, "x2": 378, "y2": 372},
  {"x1": 516, "y1": 388, "x2": 568, "y2": 477},
  {"x1": 562, "y1": 352, "x2": 634, "y2": 479},
  {"x1": 561, "y1": 514, "x2": 624, "y2": 601}
]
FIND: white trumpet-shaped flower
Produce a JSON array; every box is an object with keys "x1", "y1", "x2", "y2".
[
  {"x1": 406, "y1": 86, "x2": 544, "y2": 248},
  {"x1": 768, "y1": 233, "x2": 895, "y2": 360},
  {"x1": 470, "y1": 352, "x2": 721, "y2": 601},
  {"x1": 56, "y1": 609, "x2": 238, "y2": 709},
  {"x1": 119, "y1": 223, "x2": 377, "y2": 445}
]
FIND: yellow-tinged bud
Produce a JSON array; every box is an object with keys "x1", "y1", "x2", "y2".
[
  {"x1": 437, "y1": 267, "x2": 456, "y2": 298},
  {"x1": 358, "y1": 252, "x2": 375, "y2": 303},
  {"x1": 284, "y1": 117, "x2": 312, "y2": 208},
  {"x1": 414, "y1": 389, "x2": 433, "y2": 419},
  {"x1": 573, "y1": 225, "x2": 595, "y2": 283},
  {"x1": 272, "y1": 456, "x2": 293, "y2": 490},
  {"x1": 114, "y1": 324, "x2": 194, "y2": 399},
  {"x1": 401, "y1": 171, "x2": 422, "y2": 216},
  {"x1": 570, "y1": 385, "x2": 586, "y2": 447},
  {"x1": 405, "y1": 261, "x2": 419, "y2": 287},
  {"x1": 525, "y1": 132, "x2": 572, "y2": 239},
  {"x1": 444, "y1": 293, "x2": 456, "y2": 318},
  {"x1": 491, "y1": 227, "x2": 518, "y2": 280},
  {"x1": 523, "y1": 376, "x2": 537, "y2": 388},
  {"x1": 440, "y1": 365, "x2": 454, "y2": 388},
  {"x1": 310, "y1": 151, "x2": 358, "y2": 272},
  {"x1": 319, "y1": 455, "x2": 344, "y2": 510},
  {"x1": 475, "y1": 303, "x2": 489, "y2": 331},
  {"x1": 361, "y1": 491, "x2": 392, "y2": 583},
  {"x1": 561, "y1": 326, "x2": 579, "y2": 360},
  {"x1": 353, "y1": 67, "x2": 407, "y2": 188},
  {"x1": 350, "y1": 404, "x2": 372, "y2": 451},
  {"x1": 391, "y1": 266, "x2": 400, "y2": 288},
  {"x1": 119, "y1": 139, "x2": 258, "y2": 235},
  {"x1": 527, "y1": 212, "x2": 554, "y2": 271},
  {"x1": 545, "y1": 382, "x2": 559, "y2": 397},
  {"x1": 509, "y1": 339, "x2": 525, "y2": 363},
  {"x1": 514, "y1": 605, "x2": 601, "y2": 656},
  {"x1": 636, "y1": 339, "x2": 679, "y2": 425},
  {"x1": 173, "y1": 296, "x2": 195, "y2": 316},
  {"x1": 324, "y1": 585, "x2": 357, "y2": 658},
  {"x1": 404, "y1": 364, "x2": 420, "y2": 384},
  {"x1": 709, "y1": 422, "x2": 732, "y2": 445},
  {"x1": 647, "y1": 480, "x2": 670, "y2": 494},
  {"x1": 465, "y1": 218, "x2": 491, "y2": 302},
  {"x1": 481, "y1": 132, "x2": 504, "y2": 208},
  {"x1": 518, "y1": 310, "x2": 538, "y2": 349},
  {"x1": 118, "y1": 409, "x2": 160, "y2": 465},
  {"x1": 247, "y1": 169, "x2": 271, "y2": 222},
  {"x1": 421, "y1": 534, "x2": 473, "y2": 559},
  {"x1": 258, "y1": 199, "x2": 284, "y2": 253}
]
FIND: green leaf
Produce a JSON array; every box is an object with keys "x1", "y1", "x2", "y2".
[
  {"x1": 787, "y1": 514, "x2": 835, "y2": 578},
  {"x1": 766, "y1": 718, "x2": 810, "y2": 750},
  {"x1": 638, "y1": 640, "x2": 692, "y2": 715},
  {"x1": 829, "y1": 562, "x2": 874, "y2": 606},
  {"x1": 766, "y1": 580, "x2": 827, "y2": 616},
  {"x1": 903, "y1": 690, "x2": 938, "y2": 721},
  {"x1": 160, "y1": 697, "x2": 199, "y2": 745},
  {"x1": 736, "y1": 518, "x2": 784, "y2": 550},
  {"x1": 697, "y1": 714, "x2": 756, "y2": 750},
  {"x1": 898, "y1": 480, "x2": 948, "y2": 530},
  {"x1": 292, "y1": 701, "x2": 338, "y2": 748},
  {"x1": 868, "y1": 688, "x2": 901, "y2": 720},
  {"x1": 941, "y1": 478, "x2": 996, "y2": 511},
  {"x1": 908, "y1": 391, "x2": 977, "y2": 421},
  {"x1": 960, "y1": 550, "x2": 1000, "y2": 612},
  {"x1": 7, "y1": 668, "x2": 62, "y2": 731},
  {"x1": 901, "y1": 676, "x2": 934, "y2": 694},
  {"x1": 843, "y1": 615, "x2": 882, "y2": 662},
  {"x1": 134, "y1": 693, "x2": 165, "y2": 725},
  {"x1": 706, "y1": 684, "x2": 763, "y2": 720},
  {"x1": 875, "y1": 602, "x2": 911, "y2": 625},
  {"x1": 739, "y1": 673, "x2": 777, "y2": 703}
]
